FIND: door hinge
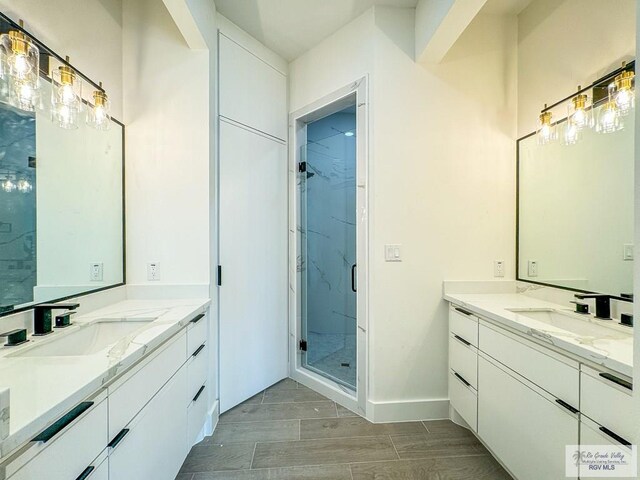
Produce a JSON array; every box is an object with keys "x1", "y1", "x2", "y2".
[
  {"x1": 217, "y1": 265, "x2": 222, "y2": 286},
  {"x1": 299, "y1": 339, "x2": 307, "y2": 352},
  {"x1": 298, "y1": 162, "x2": 307, "y2": 173}
]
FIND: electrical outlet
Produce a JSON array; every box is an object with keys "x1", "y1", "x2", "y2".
[
  {"x1": 147, "y1": 262, "x2": 160, "y2": 281},
  {"x1": 90, "y1": 262, "x2": 103, "y2": 281},
  {"x1": 494, "y1": 260, "x2": 505, "y2": 277},
  {"x1": 528, "y1": 260, "x2": 538, "y2": 277},
  {"x1": 623, "y1": 244, "x2": 634, "y2": 261}
]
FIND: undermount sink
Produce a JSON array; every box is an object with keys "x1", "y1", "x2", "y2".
[
  {"x1": 507, "y1": 309, "x2": 631, "y2": 340},
  {"x1": 11, "y1": 319, "x2": 155, "y2": 357}
]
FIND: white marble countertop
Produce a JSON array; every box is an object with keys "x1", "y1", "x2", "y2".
[
  {"x1": 0, "y1": 298, "x2": 210, "y2": 460},
  {"x1": 444, "y1": 292, "x2": 633, "y2": 378}
]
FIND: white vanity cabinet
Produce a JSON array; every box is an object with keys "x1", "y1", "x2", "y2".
[
  {"x1": 2, "y1": 309, "x2": 212, "y2": 480},
  {"x1": 447, "y1": 303, "x2": 632, "y2": 480},
  {"x1": 478, "y1": 355, "x2": 578, "y2": 480}
]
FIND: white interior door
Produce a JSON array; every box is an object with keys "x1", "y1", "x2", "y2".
[{"x1": 219, "y1": 120, "x2": 288, "y2": 412}]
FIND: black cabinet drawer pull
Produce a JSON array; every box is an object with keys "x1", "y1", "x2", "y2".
[
  {"x1": 32, "y1": 401, "x2": 94, "y2": 443},
  {"x1": 192, "y1": 343, "x2": 206, "y2": 357},
  {"x1": 191, "y1": 313, "x2": 205, "y2": 324},
  {"x1": 108, "y1": 428, "x2": 130, "y2": 449},
  {"x1": 351, "y1": 264, "x2": 357, "y2": 292},
  {"x1": 599, "y1": 426, "x2": 631, "y2": 447},
  {"x1": 453, "y1": 372, "x2": 471, "y2": 388},
  {"x1": 555, "y1": 399, "x2": 579, "y2": 415},
  {"x1": 454, "y1": 307, "x2": 473, "y2": 317},
  {"x1": 193, "y1": 385, "x2": 205, "y2": 402},
  {"x1": 75, "y1": 466, "x2": 95, "y2": 480},
  {"x1": 599, "y1": 372, "x2": 633, "y2": 391},
  {"x1": 453, "y1": 334, "x2": 471, "y2": 347}
]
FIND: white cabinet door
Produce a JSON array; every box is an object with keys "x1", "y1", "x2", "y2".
[
  {"x1": 219, "y1": 35, "x2": 287, "y2": 140},
  {"x1": 478, "y1": 355, "x2": 578, "y2": 480},
  {"x1": 219, "y1": 122, "x2": 288, "y2": 412},
  {"x1": 109, "y1": 365, "x2": 188, "y2": 480}
]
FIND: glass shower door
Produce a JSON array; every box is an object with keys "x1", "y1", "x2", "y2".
[{"x1": 299, "y1": 107, "x2": 357, "y2": 390}]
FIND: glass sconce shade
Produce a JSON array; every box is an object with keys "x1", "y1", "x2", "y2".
[
  {"x1": 16, "y1": 178, "x2": 32, "y2": 193},
  {"x1": 0, "y1": 22, "x2": 41, "y2": 112},
  {"x1": 86, "y1": 85, "x2": 111, "y2": 130},
  {"x1": 51, "y1": 61, "x2": 82, "y2": 129},
  {"x1": 567, "y1": 92, "x2": 593, "y2": 130},
  {"x1": 596, "y1": 98, "x2": 623, "y2": 134},
  {"x1": 614, "y1": 69, "x2": 634, "y2": 116},
  {"x1": 536, "y1": 110, "x2": 556, "y2": 145},
  {"x1": 562, "y1": 118, "x2": 581, "y2": 145},
  {"x1": 1, "y1": 178, "x2": 16, "y2": 193}
]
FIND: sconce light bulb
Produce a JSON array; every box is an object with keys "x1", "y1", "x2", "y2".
[
  {"x1": 616, "y1": 88, "x2": 633, "y2": 112},
  {"x1": 60, "y1": 84, "x2": 75, "y2": 105},
  {"x1": 12, "y1": 54, "x2": 30, "y2": 76}
]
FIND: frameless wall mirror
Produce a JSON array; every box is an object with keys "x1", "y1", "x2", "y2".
[
  {"x1": 0, "y1": 14, "x2": 124, "y2": 315},
  {"x1": 517, "y1": 62, "x2": 634, "y2": 296}
]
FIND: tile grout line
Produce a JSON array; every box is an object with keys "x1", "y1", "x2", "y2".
[{"x1": 389, "y1": 434, "x2": 401, "y2": 461}]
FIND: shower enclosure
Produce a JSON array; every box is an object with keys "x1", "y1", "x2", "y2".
[{"x1": 299, "y1": 104, "x2": 357, "y2": 390}]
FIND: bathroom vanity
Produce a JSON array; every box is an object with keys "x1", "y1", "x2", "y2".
[
  {"x1": 0, "y1": 299, "x2": 211, "y2": 480},
  {"x1": 445, "y1": 286, "x2": 633, "y2": 480}
]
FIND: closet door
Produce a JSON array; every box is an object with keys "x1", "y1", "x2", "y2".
[{"x1": 219, "y1": 121, "x2": 288, "y2": 412}]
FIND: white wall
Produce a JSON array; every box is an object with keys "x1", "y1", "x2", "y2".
[
  {"x1": 517, "y1": 0, "x2": 636, "y2": 137},
  {"x1": 0, "y1": 0, "x2": 123, "y2": 119},
  {"x1": 290, "y1": 6, "x2": 517, "y2": 420},
  {"x1": 123, "y1": 0, "x2": 210, "y2": 288},
  {"x1": 369, "y1": 6, "x2": 516, "y2": 416}
]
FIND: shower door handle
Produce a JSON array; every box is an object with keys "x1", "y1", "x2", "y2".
[{"x1": 351, "y1": 264, "x2": 357, "y2": 292}]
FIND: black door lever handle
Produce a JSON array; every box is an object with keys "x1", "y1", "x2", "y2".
[{"x1": 351, "y1": 264, "x2": 357, "y2": 292}]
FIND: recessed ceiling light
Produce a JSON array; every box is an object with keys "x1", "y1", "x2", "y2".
[{"x1": 344, "y1": 131, "x2": 354, "y2": 137}]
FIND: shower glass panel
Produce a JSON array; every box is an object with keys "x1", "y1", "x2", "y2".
[{"x1": 300, "y1": 106, "x2": 357, "y2": 390}]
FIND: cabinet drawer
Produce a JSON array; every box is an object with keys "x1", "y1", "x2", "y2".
[
  {"x1": 478, "y1": 355, "x2": 578, "y2": 480},
  {"x1": 109, "y1": 364, "x2": 188, "y2": 480},
  {"x1": 188, "y1": 342, "x2": 208, "y2": 401},
  {"x1": 108, "y1": 330, "x2": 187, "y2": 440},
  {"x1": 449, "y1": 334, "x2": 477, "y2": 390},
  {"x1": 187, "y1": 311, "x2": 207, "y2": 356},
  {"x1": 188, "y1": 381, "x2": 208, "y2": 447},
  {"x1": 479, "y1": 322, "x2": 579, "y2": 408},
  {"x1": 580, "y1": 417, "x2": 633, "y2": 480},
  {"x1": 7, "y1": 399, "x2": 107, "y2": 480},
  {"x1": 449, "y1": 370, "x2": 477, "y2": 431},
  {"x1": 449, "y1": 306, "x2": 478, "y2": 347},
  {"x1": 580, "y1": 366, "x2": 633, "y2": 443}
]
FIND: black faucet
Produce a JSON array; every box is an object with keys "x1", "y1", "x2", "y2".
[
  {"x1": 33, "y1": 303, "x2": 79, "y2": 336},
  {"x1": 573, "y1": 294, "x2": 632, "y2": 320},
  {"x1": 0, "y1": 328, "x2": 28, "y2": 346}
]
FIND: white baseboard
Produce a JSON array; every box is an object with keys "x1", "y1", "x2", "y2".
[
  {"x1": 126, "y1": 284, "x2": 211, "y2": 299},
  {"x1": 205, "y1": 400, "x2": 219, "y2": 437},
  {"x1": 367, "y1": 398, "x2": 450, "y2": 423}
]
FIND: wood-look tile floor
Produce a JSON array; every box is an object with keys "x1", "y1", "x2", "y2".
[{"x1": 177, "y1": 378, "x2": 512, "y2": 480}]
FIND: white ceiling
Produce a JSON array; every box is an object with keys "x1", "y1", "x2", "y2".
[{"x1": 214, "y1": 0, "x2": 419, "y2": 61}]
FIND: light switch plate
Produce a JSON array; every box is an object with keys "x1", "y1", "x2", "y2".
[
  {"x1": 528, "y1": 260, "x2": 538, "y2": 277},
  {"x1": 147, "y1": 262, "x2": 160, "y2": 281},
  {"x1": 494, "y1": 260, "x2": 505, "y2": 277},
  {"x1": 623, "y1": 244, "x2": 634, "y2": 261},
  {"x1": 90, "y1": 262, "x2": 103, "y2": 281},
  {"x1": 384, "y1": 244, "x2": 402, "y2": 262}
]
